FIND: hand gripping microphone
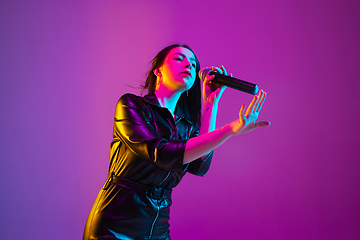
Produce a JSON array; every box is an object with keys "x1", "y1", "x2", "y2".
[{"x1": 199, "y1": 67, "x2": 259, "y2": 95}]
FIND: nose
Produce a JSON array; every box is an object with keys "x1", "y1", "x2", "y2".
[{"x1": 183, "y1": 58, "x2": 192, "y2": 69}]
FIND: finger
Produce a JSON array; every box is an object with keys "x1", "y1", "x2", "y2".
[
  {"x1": 211, "y1": 66, "x2": 223, "y2": 74},
  {"x1": 254, "y1": 121, "x2": 271, "y2": 128},
  {"x1": 239, "y1": 104, "x2": 246, "y2": 121},
  {"x1": 246, "y1": 96, "x2": 259, "y2": 117},
  {"x1": 256, "y1": 91, "x2": 267, "y2": 113},
  {"x1": 204, "y1": 74, "x2": 215, "y2": 83},
  {"x1": 220, "y1": 65, "x2": 227, "y2": 76},
  {"x1": 253, "y1": 90, "x2": 263, "y2": 113},
  {"x1": 246, "y1": 95, "x2": 258, "y2": 117},
  {"x1": 208, "y1": 74, "x2": 215, "y2": 81},
  {"x1": 208, "y1": 80, "x2": 223, "y2": 90},
  {"x1": 219, "y1": 84, "x2": 227, "y2": 95},
  {"x1": 213, "y1": 84, "x2": 228, "y2": 99},
  {"x1": 214, "y1": 88, "x2": 221, "y2": 97}
]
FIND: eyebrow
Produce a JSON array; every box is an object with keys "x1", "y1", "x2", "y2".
[{"x1": 173, "y1": 52, "x2": 196, "y2": 62}]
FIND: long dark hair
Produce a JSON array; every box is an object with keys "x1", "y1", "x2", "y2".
[{"x1": 142, "y1": 44, "x2": 202, "y2": 127}]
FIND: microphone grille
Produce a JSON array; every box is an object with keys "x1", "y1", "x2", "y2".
[{"x1": 198, "y1": 67, "x2": 212, "y2": 81}]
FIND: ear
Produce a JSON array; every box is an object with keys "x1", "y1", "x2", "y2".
[{"x1": 153, "y1": 68, "x2": 162, "y2": 77}]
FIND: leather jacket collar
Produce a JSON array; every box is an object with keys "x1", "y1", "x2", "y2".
[{"x1": 142, "y1": 92, "x2": 192, "y2": 124}]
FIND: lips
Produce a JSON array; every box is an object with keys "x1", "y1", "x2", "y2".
[{"x1": 181, "y1": 71, "x2": 192, "y2": 77}]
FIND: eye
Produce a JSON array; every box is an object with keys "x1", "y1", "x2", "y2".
[{"x1": 174, "y1": 57, "x2": 183, "y2": 61}]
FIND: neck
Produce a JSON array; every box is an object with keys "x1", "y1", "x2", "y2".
[{"x1": 154, "y1": 85, "x2": 184, "y2": 116}]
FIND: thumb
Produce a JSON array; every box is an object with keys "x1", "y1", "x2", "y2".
[
  {"x1": 254, "y1": 121, "x2": 271, "y2": 128},
  {"x1": 213, "y1": 88, "x2": 222, "y2": 97}
]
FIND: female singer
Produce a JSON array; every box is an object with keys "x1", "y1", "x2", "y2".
[{"x1": 83, "y1": 44, "x2": 270, "y2": 240}]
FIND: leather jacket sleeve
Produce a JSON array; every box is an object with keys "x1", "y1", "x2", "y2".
[
  {"x1": 113, "y1": 94, "x2": 185, "y2": 172},
  {"x1": 186, "y1": 124, "x2": 214, "y2": 176}
]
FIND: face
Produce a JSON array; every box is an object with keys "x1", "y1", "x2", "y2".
[{"x1": 156, "y1": 47, "x2": 197, "y2": 92}]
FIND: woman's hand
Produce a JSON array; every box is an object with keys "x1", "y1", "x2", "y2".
[
  {"x1": 229, "y1": 90, "x2": 270, "y2": 135},
  {"x1": 202, "y1": 65, "x2": 229, "y2": 105},
  {"x1": 185, "y1": 89, "x2": 270, "y2": 164}
]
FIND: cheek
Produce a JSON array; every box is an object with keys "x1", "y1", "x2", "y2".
[
  {"x1": 192, "y1": 68, "x2": 197, "y2": 76},
  {"x1": 163, "y1": 66, "x2": 176, "y2": 80}
]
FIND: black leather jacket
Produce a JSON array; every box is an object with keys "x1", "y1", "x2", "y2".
[{"x1": 83, "y1": 92, "x2": 213, "y2": 240}]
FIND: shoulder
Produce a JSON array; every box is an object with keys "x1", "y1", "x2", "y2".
[
  {"x1": 114, "y1": 93, "x2": 149, "y2": 116},
  {"x1": 116, "y1": 93, "x2": 146, "y2": 108}
]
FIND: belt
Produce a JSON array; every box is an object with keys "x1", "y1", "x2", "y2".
[{"x1": 102, "y1": 173, "x2": 172, "y2": 200}]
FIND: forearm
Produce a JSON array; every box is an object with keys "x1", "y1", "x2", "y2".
[
  {"x1": 193, "y1": 101, "x2": 219, "y2": 161},
  {"x1": 198, "y1": 101, "x2": 218, "y2": 135},
  {"x1": 183, "y1": 121, "x2": 236, "y2": 164}
]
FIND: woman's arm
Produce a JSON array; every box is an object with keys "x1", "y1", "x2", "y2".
[
  {"x1": 184, "y1": 66, "x2": 270, "y2": 164},
  {"x1": 197, "y1": 66, "x2": 228, "y2": 137},
  {"x1": 184, "y1": 121, "x2": 235, "y2": 164}
]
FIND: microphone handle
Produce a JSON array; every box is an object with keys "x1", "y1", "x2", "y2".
[{"x1": 210, "y1": 71, "x2": 259, "y2": 95}]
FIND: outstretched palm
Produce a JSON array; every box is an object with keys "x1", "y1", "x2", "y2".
[{"x1": 235, "y1": 90, "x2": 270, "y2": 134}]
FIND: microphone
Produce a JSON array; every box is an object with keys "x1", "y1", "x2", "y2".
[{"x1": 198, "y1": 67, "x2": 259, "y2": 95}]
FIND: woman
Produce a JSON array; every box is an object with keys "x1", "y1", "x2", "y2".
[{"x1": 83, "y1": 44, "x2": 270, "y2": 240}]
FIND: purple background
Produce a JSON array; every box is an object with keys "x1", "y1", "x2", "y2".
[{"x1": 1, "y1": 0, "x2": 359, "y2": 239}]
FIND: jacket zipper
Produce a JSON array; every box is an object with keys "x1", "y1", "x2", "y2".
[
  {"x1": 148, "y1": 199, "x2": 160, "y2": 239},
  {"x1": 149, "y1": 108, "x2": 177, "y2": 238},
  {"x1": 158, "y1": 171, "x2": 171, "y2": 187},
  {"x1": 148, "y1": 171, "x2": 171, "y2": 238}
]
